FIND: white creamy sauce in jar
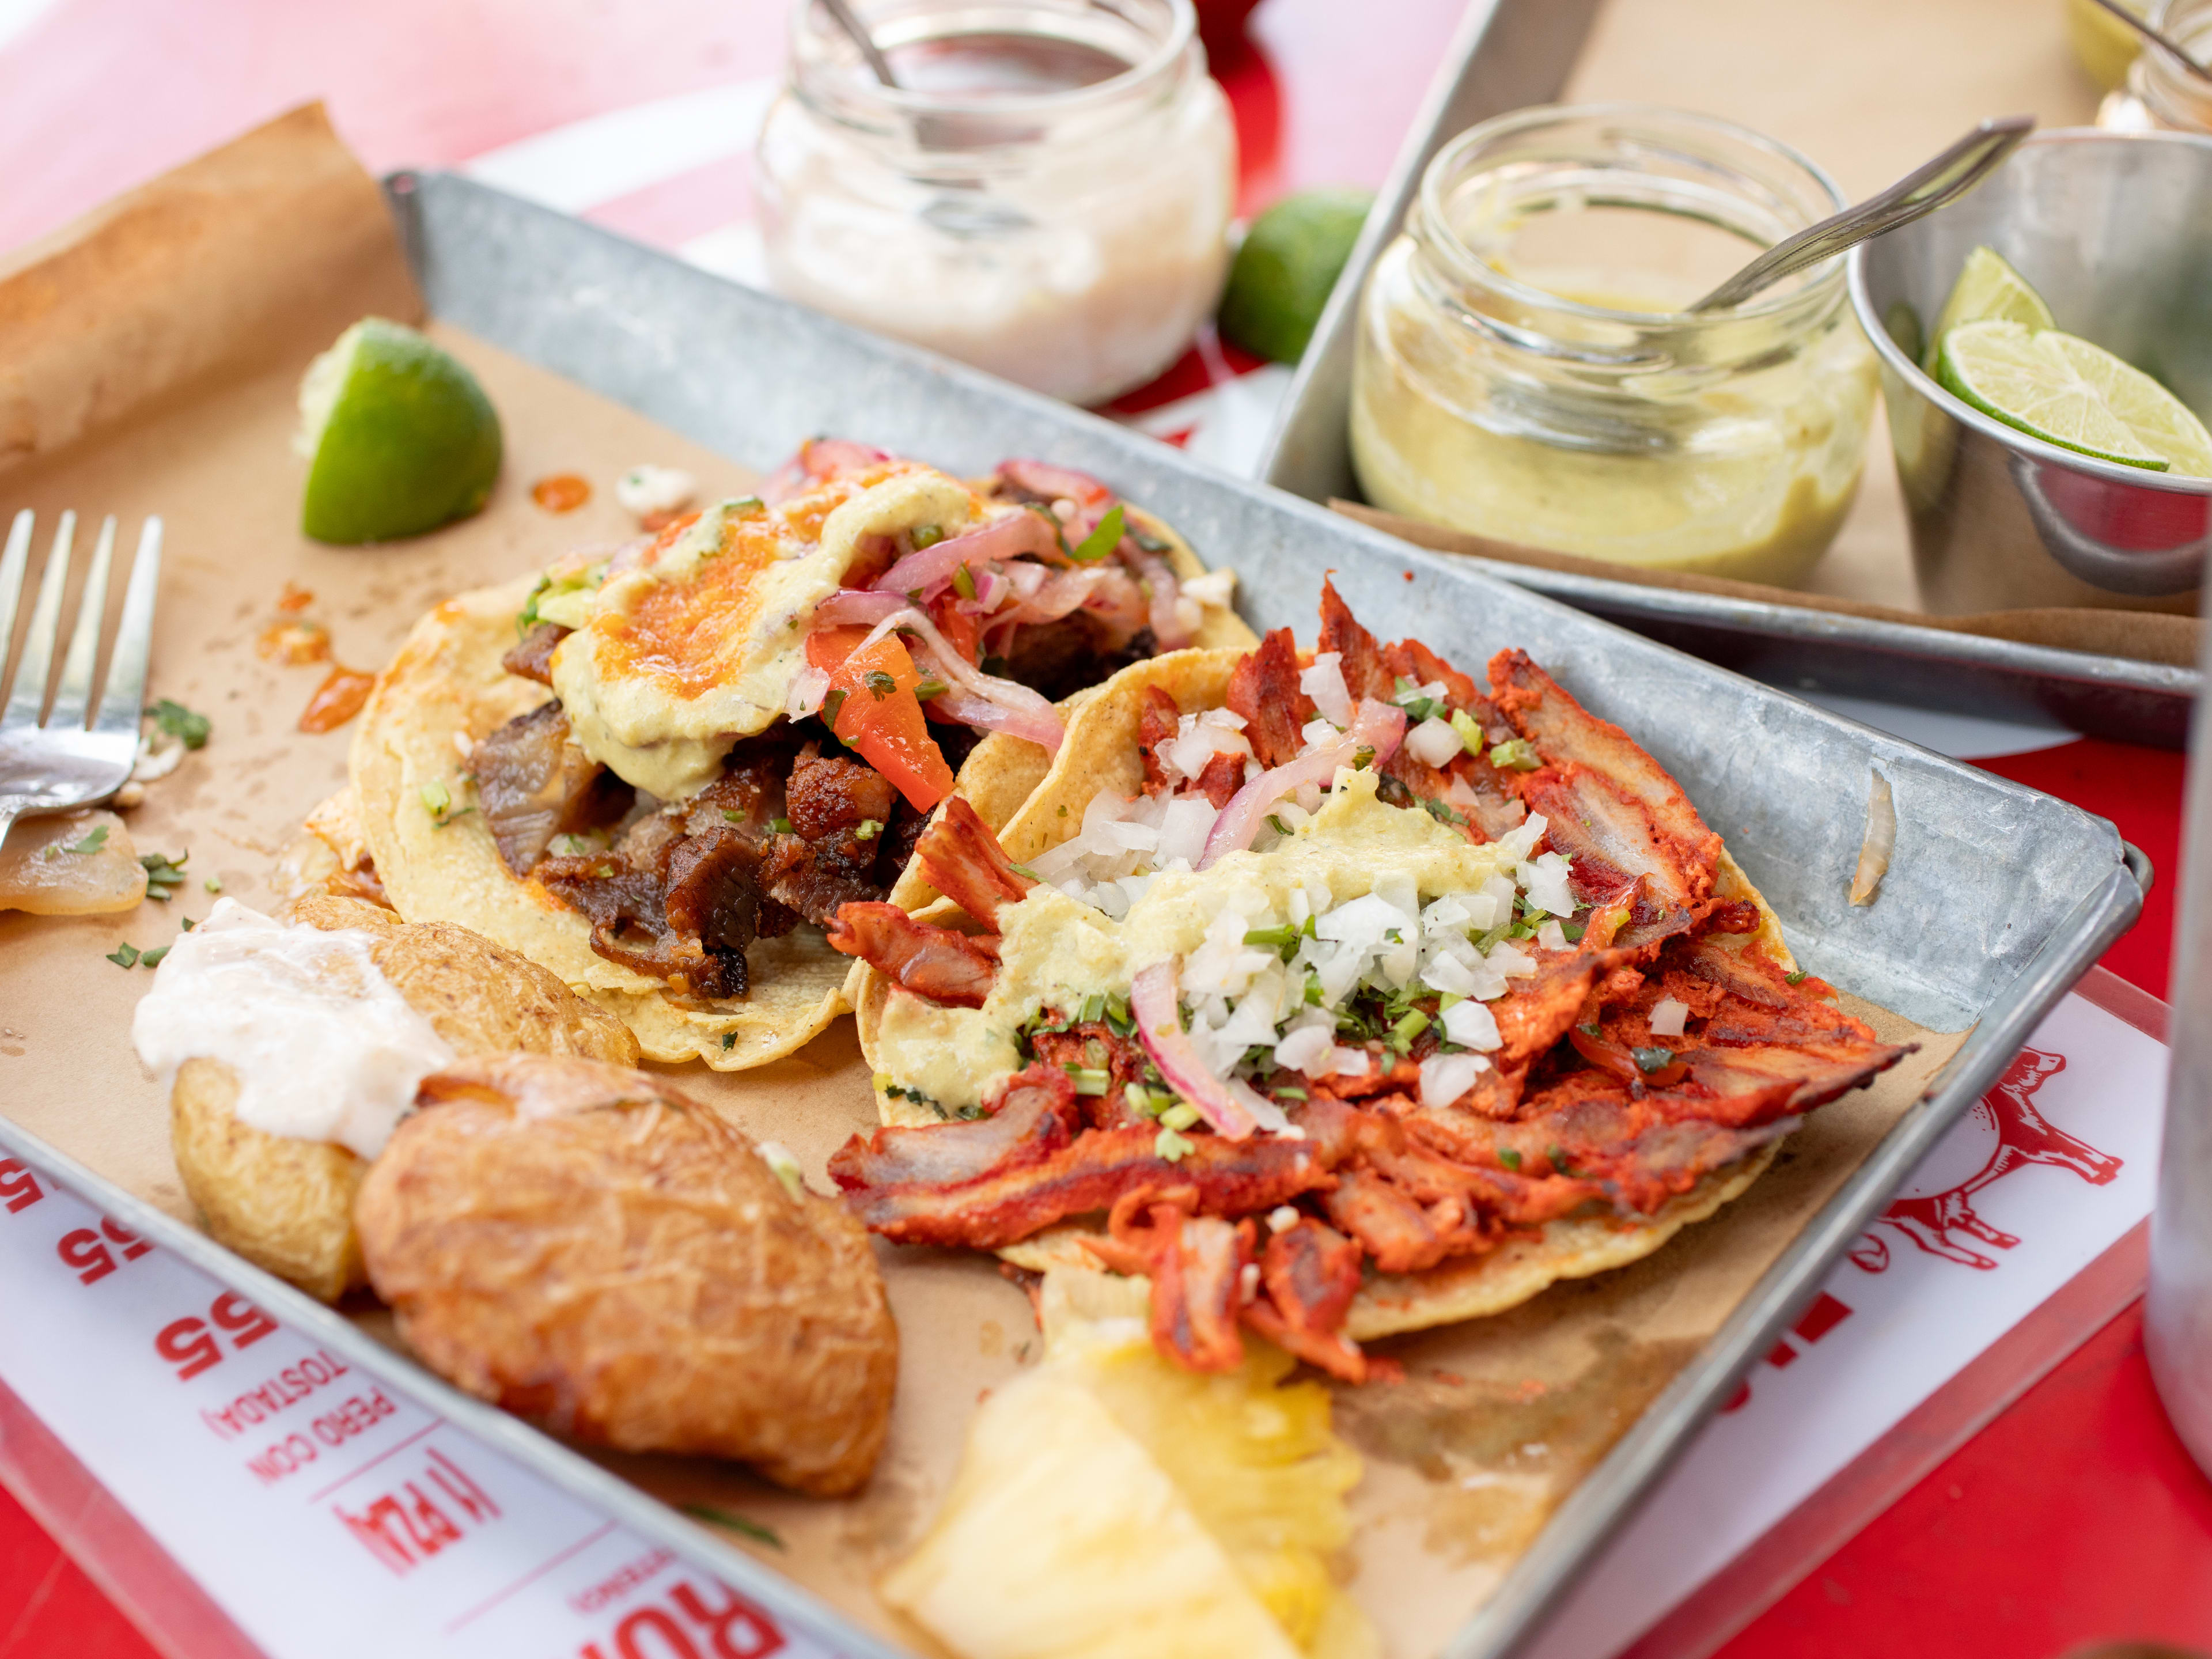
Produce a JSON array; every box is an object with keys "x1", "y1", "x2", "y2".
[{"x1": 131, "y1": 900, "x2": 455, "y2": 1158}]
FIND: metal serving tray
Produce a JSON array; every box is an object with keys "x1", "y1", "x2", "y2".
[
  {"x1": 1256, "y1": 0, "x2": 2199, "y2": 748},
  {"x1": 0, "y1": 171, "x2": 2147, "y2": 1659}
]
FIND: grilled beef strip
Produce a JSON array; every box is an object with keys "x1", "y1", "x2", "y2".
[{"x1": 473, "y1": 701, "x2": 630, "y2": 876}]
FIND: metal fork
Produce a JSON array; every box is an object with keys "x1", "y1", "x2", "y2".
[{"x1": 0, "y1": 509, "x2": 164, "y2": 852}]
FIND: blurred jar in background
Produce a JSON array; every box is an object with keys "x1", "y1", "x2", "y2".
[
  {"x1": 756, "y1": 0, "x2": 1236, "y2": 406},
  {"x1": 2097, "y1": 0, "x2": 2212, "y2": 132},
  {"x1": 1349, "y1": 105, "x2": 1876, "y2": 588}
]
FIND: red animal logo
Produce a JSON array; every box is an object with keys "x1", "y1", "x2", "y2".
[{"x1": 1850, "y1": 1047, "x2": 2121, "y2": 1274}]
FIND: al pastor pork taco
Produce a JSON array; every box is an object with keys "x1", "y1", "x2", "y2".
[
  {"x1": 349, "y1": 441, "x2": 1250, "y2": 1068},
  {"x1": 830, "y1": 584, "x2": 1911, "y2": 1381}
]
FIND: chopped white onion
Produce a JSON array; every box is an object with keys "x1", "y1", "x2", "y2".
[
  {"x1": 1649, "y1": 996, "x2": 1690, "y2": 1038},
  {"x1": 1419, "y1": 1051, "x2": 1487, "y2": 1109},
  {"x1": 1442, "y1": 999, "x2": 1502, "y2": 1051},
  {"x1": 1405, "y1": 715, "x2": 1464, "y2": 768},
  {"x1": 784, "y1": 661, "x2": 831, "y2": 718},
  {"x1": 1299, "y1": 653, "x2": 1352, "y2": 726}
]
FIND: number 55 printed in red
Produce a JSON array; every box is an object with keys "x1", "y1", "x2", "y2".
[
  {"x1": 157, "y1": 1293, "x2": 278, "y2": 1381},
  {"x1": 57, "y1": 1217, "x2": 153, "y2": 1285}
]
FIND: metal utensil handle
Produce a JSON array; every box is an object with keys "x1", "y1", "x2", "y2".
[
  {"x1": 2082, "y1": 0, "x2": 2212, "y2": 84},
  {"x1": 817, "y1": 0, "x2": 902, "y2": 88},
  {"x1": 1688, "y1": 114, "x2": 2035, "y2": 313}
]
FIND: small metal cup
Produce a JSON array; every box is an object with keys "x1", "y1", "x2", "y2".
[{"x1": 1848, "y1": 129, "x2": 2212, "y2": 615}]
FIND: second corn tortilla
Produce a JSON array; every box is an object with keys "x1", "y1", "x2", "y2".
[
  {"x1": 851, "y1": 645, "x2": 1804, "y2": 1341},
  {"x1": 353, "y1": 512, "x2": 1251, "y2": 1070}
]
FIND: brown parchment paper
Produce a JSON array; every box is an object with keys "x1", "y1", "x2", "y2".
[{"x1": 0, "y1": 108, "x2": 1967, "y2": 1657}]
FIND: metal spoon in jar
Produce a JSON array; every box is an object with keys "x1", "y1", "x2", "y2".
[
  {"x1": 2080, "y1": 0, "x2": 2212, "y2": 84},
  {"x1": 1686, "y1": 115, "x2": 2035, "y2": 313},
  {"x1": 813, "y1": 0, "x2": 1037, "y2": 234}
]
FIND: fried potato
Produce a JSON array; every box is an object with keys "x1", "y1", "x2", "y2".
[
  {"x1": 355, "y1": 1054, "x2": 897, "y2": 1496},
  {"x1": 171, "y1": 896, "x2": 642, "y2": 1302}
]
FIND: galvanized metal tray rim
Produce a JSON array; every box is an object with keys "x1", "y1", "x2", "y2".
[{"x1": 1438, "y1": 547, "x2": 2199, "y2": 695}]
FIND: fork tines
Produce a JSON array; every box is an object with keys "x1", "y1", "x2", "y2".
[{"x1": 0, "y1": 509, "x2": 164, "y2": 738}]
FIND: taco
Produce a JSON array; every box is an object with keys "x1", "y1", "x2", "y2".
[
  {"x1": 350, "y1": 441, "x2": 1251, "y2": 1069},
  {"x1": 828, "y1": 583, "x2": 1912, "y2": 1381}
]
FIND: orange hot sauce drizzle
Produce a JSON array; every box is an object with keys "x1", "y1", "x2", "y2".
[
  {"x1": 257, "y1": 620, "x2": 331, "y2": 665},
  {"x1": 532, "y1": 473, "x2": 592, "y2": 513},
  {"x1": 299, "y1": 665, "x2": 376, "y2": 733}
]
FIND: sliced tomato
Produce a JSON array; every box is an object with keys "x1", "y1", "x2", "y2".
[
  {"x1": 810, "y1": 630, "x2": 955, "y2": 810},
  {"x1": 927, "y1": 589, "x2": 982, "y2": 668}
]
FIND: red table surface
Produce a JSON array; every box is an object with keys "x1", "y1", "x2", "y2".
[{"x1": 3, "y1": 0, "x2": 2209, "y2": 1653}]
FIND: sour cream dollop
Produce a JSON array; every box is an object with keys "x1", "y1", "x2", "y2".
[{"x1": 131, "y1": 900, "x2": 454, "y2": 1158}]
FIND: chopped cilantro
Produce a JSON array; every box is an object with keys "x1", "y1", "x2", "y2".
[
  {"x1": 180, "y1": 916, "x2": 196, "y2": 931},
  {"x1": 1631, "y1": 1045, "x2": 1676, "y2": 1074},
  {"x1": 913, "y1": 677, "x2": 947, "y2": 700},
  {"x1": 1499, "y1": 1147, "x2": 1522, "y2": 1171},
  {"x1": 1786, "y1": 969, "x2": 1809, "y2": 985},
  {"x1": 1244, "y1": 923, "x2": 1298, "y2": 948},
  {"x1": 1561, "y1": 920, "x2": 1586, "y2": 943},
  {"x1": 679, "y1": 1505, "x2": 784, "y2": 1549},
  {"x1": 138, "y1": 944, "x2": 171, "y2": 969},
  {"x1": 548, "y1": 834, "x2": 596, "y2": 856},
  {"x1": 910, "y1": 524, "x2": 945, "y2": 551},
  {"x1": 771, "y1": 817, "x2": 795, "y2": 835},
  {"x1": 1422, "y1": 797, "x2": 1467, "y2": 827},
  {"x1": 863, "y1": 669, "x2": 897, "y2": 700},
  {"x1": 44, "y1": 824, "x2": 110, "y2": 860},
  {"x1": 146, "y1": 699, "x2": 211, "y2": 750},
  {"x1": 1056, "y1": 804, "x2": 1069, "y2": 817},
  {"x1": 721, "y1": 1031, "x2": 738, "y2": 1051},
  {"x1": 1069, "y1": 503, "x2": 1126, "y2": 564},
  {"x1": 1489, "y1": 737, "x2": 1541, "y2": 771},
  {"x1": 105, "y1": 943, "x2": 140, "y2": 968},
  {"x1": 139, "y1": 850, "x2": 187, "y2": 899},
  {"x1": 1352, "y1": 745, "x2": 1376, "y2": 770},
  {"x1": 821, "y1": 687, "x2": 849, "y2": 729},
  {"x1": 1266, "y1": 813, "x2": 1292, "y2": 836},
  {"x1": 950, "y1": 561, "x2": 976, "y2": 600},
  {"x1": 855, "y1": 817, "x2": 882, "y2": 840}
]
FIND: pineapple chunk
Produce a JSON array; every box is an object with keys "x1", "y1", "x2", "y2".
[{"x1": 878, "y1": 1270, "x2": 1376, "y2": 1659}]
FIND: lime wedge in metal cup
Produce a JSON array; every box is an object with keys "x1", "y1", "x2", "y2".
[
  {"x1": 1217, "y1": 188, "x2": 1377, "y2": 365},
  {"x1": 1923, "y1": 246, "x2": 2055, "y2": 372},
  {"x1": 1936, "y1": 320, "x2": 2212, "y2": 474},
  {"x1": 297, "y1": 319, "x2": 505, "y2": 544}
]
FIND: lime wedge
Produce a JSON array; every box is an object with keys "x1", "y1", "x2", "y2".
[
  {"x1": 1217, "y1": 187, "x2": 1376, "y2": 365},
  {"x1": 1925, "y1": 247, "x2": 2055, "y2": 371},
  {"x1": 297, "y1": 319, "x2": 503, "y2": 544},
  {"x1": 1937, "y1": 321, "x2": 2169, "y2": 471},
  {"x1": 2043, "y1": 332, "x2": 2212, "y2": 479}
]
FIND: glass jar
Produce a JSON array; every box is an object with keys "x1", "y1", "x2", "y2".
[
  {"x1": 2098, "y1": 0, "x2": 2212, "y2": 133},
  {"x1": 755, "y1": 0, "x2": 1236, "y2": 407},
  {"x1": 1350, "y1": 104, "x2": 1877, "y2": 586}
]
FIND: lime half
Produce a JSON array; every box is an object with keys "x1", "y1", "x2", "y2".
[
  {"x1": 1937, "y1": 320, "x2": 2180, "y2": 471},
  {"x1": 2043, "y1": 332, "x2": 2212, "y2": 478},
  {"x1": 297, "y1": 319, "x2": 503, "y2": 544},
  {"x1": 1218, "y1": 187, "x2": 1376, "y2": 365},
  {"x1": 1925, "y1": 247, "x2": 2054, "y2": 371}
]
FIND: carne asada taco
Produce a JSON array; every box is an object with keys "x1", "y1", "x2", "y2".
[
  {"x1": 830, "y1": 584, "x2": 1911, "y2": 1381},
  {"x1": 349, "y1": 441, "x2": 1251, "y2": 1068}
]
